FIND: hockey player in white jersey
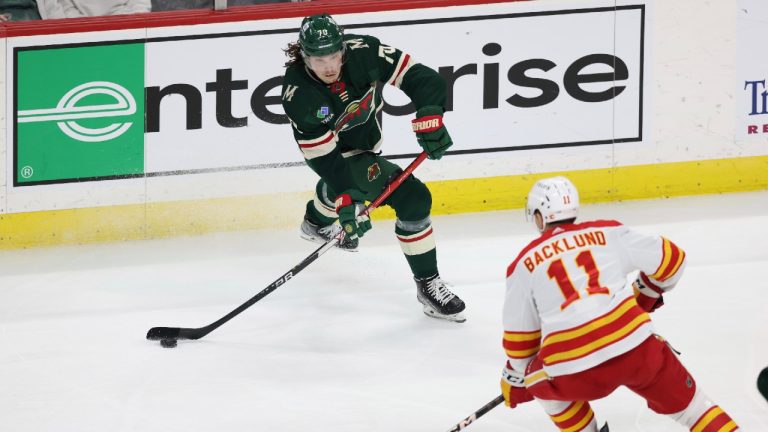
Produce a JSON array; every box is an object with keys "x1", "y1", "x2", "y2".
[{"x1": 500, "y1": 177, "x2": 738, "y2": 431}]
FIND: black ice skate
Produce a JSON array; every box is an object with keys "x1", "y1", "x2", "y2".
[
  {"x1": 300, "y1": 217, "x2": 359, "y2": 252},
  {"x1": 415, "y1": 274, "x2": 466, "y2": 323}
]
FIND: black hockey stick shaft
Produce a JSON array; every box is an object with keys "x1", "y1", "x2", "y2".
[
  {"x1": 447, "y1": 395, "x2": 505, "y2": 432},
  {"x1": 146, "y1": 151, "x2": 429, "y2": 342}
]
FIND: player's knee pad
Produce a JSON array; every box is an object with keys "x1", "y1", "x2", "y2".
[
  {"x1": 396, "y1": 215, "x2": 431, "y2": 233},
  {"x1": 668, "y1": 387, "x2": 737, "y2": 430},
  {"x1": 395, "y1": 215, "x2": 435, "y2": 256},
  {"x1": 386, "y1": 175, "x2": 432, "y2": 221}
]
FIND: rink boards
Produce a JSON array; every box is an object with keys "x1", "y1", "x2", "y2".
[{"x1": 0, "y1": 0, "x2": 767, "y2": 248}]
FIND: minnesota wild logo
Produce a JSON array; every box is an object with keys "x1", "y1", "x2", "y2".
[
  {"x1": 334, "y1": 86, "x2": 376, "y2": 134},
  {"x1": 367, "y1": 162, "x2": 381, "y2": 182}
]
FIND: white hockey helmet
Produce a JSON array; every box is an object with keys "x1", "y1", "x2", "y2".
[{"x1": 525, "y1": 176, "x2": 580, "y2": 226}]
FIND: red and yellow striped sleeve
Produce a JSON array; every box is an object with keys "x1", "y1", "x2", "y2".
[
  {"x1": 650, "y1": 237, "x2": 686, "y2": 282},
  {"x1": 539, "y1": 297, "x2": 650, "y2": 367},
  {"x1": 503, "y1": 330, "x2": 541, "y2": 360}
]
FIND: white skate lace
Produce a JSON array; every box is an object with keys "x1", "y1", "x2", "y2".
[{"x1": 427, "y1": 278, "x2": 456, "y2": 306}]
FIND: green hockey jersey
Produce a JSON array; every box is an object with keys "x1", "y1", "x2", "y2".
[{"x1": 281, "y1": 34, "x2": 446, "y2": 194}]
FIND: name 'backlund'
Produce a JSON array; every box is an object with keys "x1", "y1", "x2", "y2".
[{"x1": 523, "y1": 230, "x2": 606, "y2": 272}]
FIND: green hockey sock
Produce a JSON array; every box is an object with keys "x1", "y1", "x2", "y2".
[
  {"x1": 403, "y1": 248, "x2": 438, "y2": 279},
  {"x1": 305, "y1": 200, "x2": 337, "y2": 227}
]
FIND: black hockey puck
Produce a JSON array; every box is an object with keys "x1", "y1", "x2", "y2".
[
  {"x1": 160, "y1": 339, "x2": 178, "y2": 348},
  {"x1": 758, "y1": 367, "x2": 768, "y2": 402}
]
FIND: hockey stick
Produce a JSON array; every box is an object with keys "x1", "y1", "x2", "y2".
[
  {"x1": 146, "y1": 151, "x2": 429, "y2": 342},
  {"x1": 447, "y1": 395, "x2": 505, "y2": 432}
]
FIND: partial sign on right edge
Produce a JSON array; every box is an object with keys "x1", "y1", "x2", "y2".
[{"x1": 737, "y1": 0, "x2": 768, "y2": 138}]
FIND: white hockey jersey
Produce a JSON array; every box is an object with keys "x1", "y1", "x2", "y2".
[{"x1": 503, "y1": 220, "x2": 686, "y2": 377}]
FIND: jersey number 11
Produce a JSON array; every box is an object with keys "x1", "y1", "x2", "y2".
[{"x1": 547, "y1": 250, "x2": 609, "y2": 310}]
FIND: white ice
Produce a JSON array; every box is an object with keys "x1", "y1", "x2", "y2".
[{"x1": 1, "y1": 192, "x2": 767, "y2": 432}]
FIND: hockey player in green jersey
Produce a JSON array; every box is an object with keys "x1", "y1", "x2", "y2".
[{"x1": 281, "y1": 13, "x2": 466, "y2": 322}]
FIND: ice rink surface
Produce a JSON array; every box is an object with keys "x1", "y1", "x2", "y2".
[{"x1": 1, "y1": 191, "x2": 767, "y2": 432}]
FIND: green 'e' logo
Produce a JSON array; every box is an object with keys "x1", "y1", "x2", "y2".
[{"x1": 16, "y1": 43, "x2": 145, "y2": 185}]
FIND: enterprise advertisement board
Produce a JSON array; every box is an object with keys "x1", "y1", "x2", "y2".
[{"x1": 8, "y1": 0, "x2": 647, "y2": 190}]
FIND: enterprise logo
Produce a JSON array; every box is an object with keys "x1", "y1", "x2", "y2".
[{"x1": 18, "y1": 81, "x2": 137, "y2": 142}]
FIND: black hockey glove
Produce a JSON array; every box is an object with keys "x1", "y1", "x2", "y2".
[{"x1": 412, "y1": 105, "x2": 452, "y2": 160}]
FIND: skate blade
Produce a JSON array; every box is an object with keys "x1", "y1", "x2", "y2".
[
  {"x1": 422, "y1": 304, "x2": 466, "y2": 323},
  {"x1": 299, "y1": 231, "x2": 358, "y2": 252}
]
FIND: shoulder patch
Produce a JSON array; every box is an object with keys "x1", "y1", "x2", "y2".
[
  {"x1": 345, "y1": 38, "x2": 370, "y2": 50},
  {"x1": 316, "y1": 106, "x2": 335, "y2": 124},
  {"x1": 282, "y1": 84, "x2": 299, "y2": 102}
]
